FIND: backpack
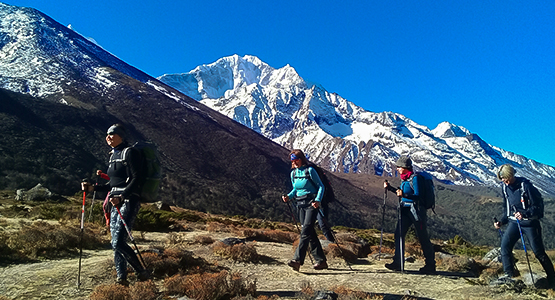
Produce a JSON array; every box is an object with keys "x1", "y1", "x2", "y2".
[
  {"x1": 121, "y1": 141, "x2": 161, "y2": 202},
  {"x1": 502, "y1": 178, "x2": 544, "y2": 219},
  {"x1": 408, "y1": 172, "x2": 435, "y2": 212},
  {"x1": 293, "y1": 163, "x2": 336, "y2": 204}
]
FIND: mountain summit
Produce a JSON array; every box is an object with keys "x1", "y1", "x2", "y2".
[{"x1": 159, "y1": 55, "x2": 555, "y2": 196}]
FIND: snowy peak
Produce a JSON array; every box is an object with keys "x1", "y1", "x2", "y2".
[
  {"x1": 158, "y1": 54, "x2": 306, "y2": 101},
  {"x1": 432, "y1": 122, "x2": 471, "y2": 138}
]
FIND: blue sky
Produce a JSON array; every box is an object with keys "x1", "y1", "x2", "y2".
[{"x1": 6, "y1": 0, "x2": 555, "y2": 167}]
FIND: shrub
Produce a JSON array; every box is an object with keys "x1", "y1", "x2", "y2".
[
  {"x1": 164, "y1": 270, "x2": 256, "y2": 300},
  {"x1": 5, "y1": 221, "x2": 105, "y2": 260},
  {"x1": 143, "y1": 247, "x2": 214, "y2": 278},
  {"x1": 89, "y1": 284, "x2": 130, "y2": 300},
  {"x1": 194, "y1": 234, "x2": 215, "y2": 245},
  {"x1": 130, "y1": 280, "x2": 158, "y2": 300},
  {"x1": 212, "y1": 241, "x2": 259, "y2": 262},
  {"x1": 134, "y1": 207, "x2": 175, "y2": 232},
  {"x1": 242, "y1": 228, "x2": 298, "y2": 244},
  {"x1": 332, "y1": 285, "x2": 385, "y2": 299},
  {"x1": 325, "y1": 243, "x2": 358, "y2": 263}
]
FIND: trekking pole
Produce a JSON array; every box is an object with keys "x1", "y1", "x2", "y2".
[
  {"x1": 115, "y1": 204, "x2": 147, "y2": 269},
  {"x1": 398, "y1": 196, "x2": 404, "y2": 272},
  {"x1": 316, "y1": 208, "x2": 353, "y2": 271},
  {"x1": 77, "y1": 187, "x2": 86, "y2": 288},
  {"x1": 512, "y1": 205, "x2": 534, "y2": 285},
  {"x1": 378, "y1": 181, "x2": 388, "y2": 260},
  {"x1": 87, "y1": 176, "x2": 98, "y2": 223},
  {"x1": 283, "y1": 195, "x2": 314, "y2": 265}
]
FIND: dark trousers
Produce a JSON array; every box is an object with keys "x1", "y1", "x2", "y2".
[
  {"x1": 110, "y1": 200, "x2": 144, "y2": 280},
  {"x1": 393, "y1": 206, "x2": 435, "y2": 267},
  {"x1": 316, "y1": 203, "x2": 335, "y2": 243},
  {"x1": 294, "y1": 206, "x2": 326, "y2": 264},
  {"x1": 501, "y1": 220, "x2": 555, "y2": 279}
]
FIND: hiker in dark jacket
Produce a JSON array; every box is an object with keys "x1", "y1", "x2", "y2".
[
  {"x1": 81, "y1": 124, "x2": 149, "y2": 285},
  {"x1": 383, "y1": 156, "x2": 436, "y2": 274},
  {"x1": 282, "y1": 149, "x2": 328, "y2": 271},
  {"x1": 492, "y1": 164, "x2": 555, "y2": 287}
]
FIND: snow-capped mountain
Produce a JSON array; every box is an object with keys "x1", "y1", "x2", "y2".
[{"x1": 159, "y1": 55, "x2": 555, "y2": 196}]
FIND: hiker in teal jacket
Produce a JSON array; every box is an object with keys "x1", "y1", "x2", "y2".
[{"x1": 282, "y1": 149, "x2": 328, "y2": 271}]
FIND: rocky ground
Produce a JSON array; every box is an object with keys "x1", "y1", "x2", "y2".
[{"x1": 1, "y1": 224, "x2": 554, "y2": 300}]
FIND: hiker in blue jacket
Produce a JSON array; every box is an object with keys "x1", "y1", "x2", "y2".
[
  {"x1": 81, "y1": 124, "x2": 150, "y2": 285},
  {"x1": 384, "y1": 156, "x2": 436, "y2": 274},
  {"x1": 282, "y1": 149, "x2": 328, "y2": 271},
  {"x1": 492, "y1": 164, "x2": 555, "y2": 288}
]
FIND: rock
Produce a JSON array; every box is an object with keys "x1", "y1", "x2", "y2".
[
  {"x1": 312, "y1": 290, "x2": 337, "y2": 300},
  {"x1": 220, "y1": 237, "x2": 246, "y2": 246},
  {"x1": 154, "y1": 201, "x2": 172, "y2": 211},
  {"x1": 483, "y1": 247, "x2": 502, "y2": 262},
  {"x1": 16, "y1": 184, "x2": 53, "y2": 201}
]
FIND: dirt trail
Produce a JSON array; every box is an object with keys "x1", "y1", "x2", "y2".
[{"x1": 1, "y1": 229, "x2": 547, "y2": 300}]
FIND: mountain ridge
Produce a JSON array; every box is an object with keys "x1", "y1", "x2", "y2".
[{"x1": 158, "y1": 54, "x2": 555, "y2": 196}]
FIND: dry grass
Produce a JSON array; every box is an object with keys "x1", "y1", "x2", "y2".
[
  {"x1": 333, "y1": 285, "x2": 385, "y2": 299},
  {"x1": 130, "y1": 280, "x2": 158, "y2": 300},
  {"x1": 193, "y1": 234, "x2": 216, "y2": 244},
  {"x1": 164, "y1": 270, "x2": 256, "y2": 300},
  {"x1": 207, "y1": 222, "x2": 236, "y2": 233},
  {"x1": 325, "y1": 243, "x2": 358, "y2": 263},
  {"x1": 143, "y1": 246, "x2": 215, "y2": 278},
  {"x1": 437, "y1": 255, "x2": 488, "y2": 275},
  {"x1": 242, "y1": 228, "x2": 298, "y2": 244},
  {"x1": 212, "y1": 241, "x2": 260, "y2": 262},
  {"x1": 89, "y1": 284, "x2": 131, "y2": 300},
  {"x1": 0, "y1": 220, "x2": 105, "y2": 262}
]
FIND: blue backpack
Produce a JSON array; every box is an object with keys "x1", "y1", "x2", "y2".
[{"x1": 408, "y1": 172, "x2": 436, "y2": 212}]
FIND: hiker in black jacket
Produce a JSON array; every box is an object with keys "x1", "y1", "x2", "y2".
[
  {"x1": 81, "y1": 124, "x2": 149, "y2": 285},
  {"x1": 383, "y1": 156, "x2": 436, "y2": 274},
  {"x1": 492, "y1": 164, "x2": 555, "y2": 287}
]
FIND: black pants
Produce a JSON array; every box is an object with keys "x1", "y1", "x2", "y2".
[
  {"x1": 316, "y1": 202, "x2": 335, "y2": 242},
  {"x1": 393, "y1": 205, "x2": 435, "y2": 267},
  {"x1": 501, "y1": 219, "x2": 555, "y2": 279},
  {"x1": 294, "y1": 206, "x2": 326, "y2": 264}
]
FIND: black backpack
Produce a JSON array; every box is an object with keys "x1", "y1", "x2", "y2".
[
  {"x1": 502, "y1": 178, "x2": 544, "y2": 219},
  {"x1": 293, "y1": 163, "x2": 336, "y2": 204},
  {"x1": 121, "y1": 141, "x2": 161, "y2": 202},
  {"x1": 408, "y1": 172, "x2": 435, "y2": 212}
]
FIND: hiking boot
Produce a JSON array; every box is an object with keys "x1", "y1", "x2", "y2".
[
  {"x1": 288, "y1": 260, "x2": 301, "y2": 271},
  {"x1": 313, "y1": 261, "x2": 328, "y2": 270},
  {"x1": 418, "y1": 265, "x2": 437, "y2": 275},
  {"x1": 115, "y1": 278, "x2": 129, "y2": 286},
  {"x1": 385, "y1": 262, "x2": 401, "y2": 271},
  {"x1": 136, "y1": 269, "x2": 152, "y2": 281},
  {"x1": 490, "y1": 275, "x2": 515, "y2": 286}
]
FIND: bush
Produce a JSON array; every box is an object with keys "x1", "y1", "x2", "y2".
[
  {"x1": 135, "y1": 207, "x2": 176, "y2": 232},
  {"x1": 89, "y1": 284, "x2": 130, "y2": 300},
  {"x1": 212, "y1": 241, "x2": 259, "y2": 262},
  {"x1": 242, "y1": 228, "x2": 298, "y2": 244},
  {"x1": 164, "y1": 270, "x2": 256, "y2": 300},
  {"x1": 130, "y1": 280, "x2": 158, "y2": 300},
  {"x1": 4, "y1": 221, "x2": 106, "y2": 260},
  {"x1": 143, "y1": 247, "x2": 214, "y2": 278}
]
